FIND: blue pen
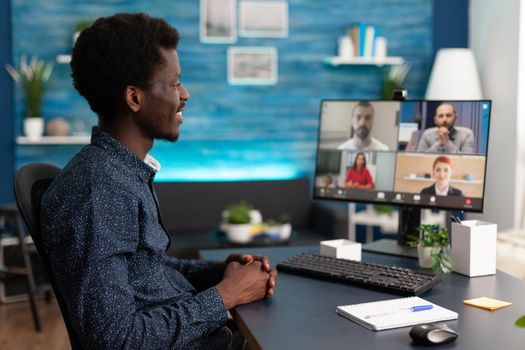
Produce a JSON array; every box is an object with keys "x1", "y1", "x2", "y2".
[{"x1": 364, "y1": 304, "x2": 433, "y2": 319}]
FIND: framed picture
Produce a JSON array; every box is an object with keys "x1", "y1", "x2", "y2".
[
  {"x1": 200, "y1": 0, "x2": 237, "y2": 43},
  {"x1": 239, "y1": 0, "x2": 289, "y2": 38},
  {"x1": 227, "y1": 47, "x2": 278, "y2": 85}
]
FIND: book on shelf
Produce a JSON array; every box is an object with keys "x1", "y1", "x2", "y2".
[
  {"x1": 364, "y1": 25, "x2": 375, "y2": 57},
  {"x1": 341, "y1": 23, "x2": 385, "y2": 61}
]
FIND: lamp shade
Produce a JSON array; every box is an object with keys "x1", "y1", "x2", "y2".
[{"x1": 425, "y1": 48, "x2": 483, "y2": 99}]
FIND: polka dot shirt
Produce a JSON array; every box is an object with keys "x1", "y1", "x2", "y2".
[{"x1": 41, "y1": 127, "x2": 229, "y2": 349}]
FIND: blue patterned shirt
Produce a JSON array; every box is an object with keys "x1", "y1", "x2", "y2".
[{"x1": 41, "y1": 127, "x2": 228, "y2": 349}]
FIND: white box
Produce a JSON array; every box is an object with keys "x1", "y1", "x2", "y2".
[
  {"x1": 320, "y1": 239, "x2": 361, "y2": 261},
  {"x1": 451, "y1": 220, "x2": 497, "y2": 277}
]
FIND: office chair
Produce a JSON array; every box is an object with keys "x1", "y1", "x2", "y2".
[
  {"x1": 0, "y1": 204, "x2": 42, "y2": 331},
  {"x1": 14, "y1": 163, "x2": 83, "y2": 349}
]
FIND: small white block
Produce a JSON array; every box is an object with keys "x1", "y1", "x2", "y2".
[
  {"x1": 451, "y1": 220, "x2": 497, "y2": 277},
  {"x1": 320, "y1": 239, "x2": 362, "y2": 261}
]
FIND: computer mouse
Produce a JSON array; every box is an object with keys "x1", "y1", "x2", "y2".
[{"x1": 409, "y1": 323, "x2": 458, "y2": 346}]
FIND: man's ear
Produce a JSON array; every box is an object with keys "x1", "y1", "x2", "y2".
[{"x1": 124, "y1": 86, "x2": 143, "y2": 113}]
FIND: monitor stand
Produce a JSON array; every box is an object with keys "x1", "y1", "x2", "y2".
[{"x1": 362, "y1": 206, "x2": 420, "y2": 259}]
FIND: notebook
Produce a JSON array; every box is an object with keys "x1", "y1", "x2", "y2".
[{"x1": 336, "y1": 296, "x2": 458, "y2": 331}]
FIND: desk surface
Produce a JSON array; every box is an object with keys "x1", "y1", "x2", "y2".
[{"x1": 201, "y1": 245, "x2": 525, "y2": 350}]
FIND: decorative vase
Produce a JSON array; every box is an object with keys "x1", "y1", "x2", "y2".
[
  {"x1": 265, "y1": 223, "x2": 292, "y2": 240},
  {"x1": 417, "y1": 245, "x2": 436, "y2": 269},
  {"x1": 225, "y1": 224, "x2": 252, "y2": 243},
  {"x1": 47, "y1": 117, "x2": 71, "y2": 136},
  {"x1": 24, "y1": 117, "x2": 45, "y2": 140},
  {"x1": 279, "y1": 223, "x2": 292, "y2": 240}
]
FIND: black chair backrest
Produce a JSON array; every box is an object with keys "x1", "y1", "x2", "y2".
[{"x1": 14, "y1": 163, "x2": 83, "y2": 349}]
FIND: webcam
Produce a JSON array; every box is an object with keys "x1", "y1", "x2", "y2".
[{"x1": 391, "y1": 88, "x2": 408, "y2": 101}]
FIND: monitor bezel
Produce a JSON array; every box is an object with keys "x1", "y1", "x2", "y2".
[{"x1": 313, "y1": 99, "x2": 493, "y2": 213}]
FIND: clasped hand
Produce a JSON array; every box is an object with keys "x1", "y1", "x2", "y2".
[
  {"x1": 216, "y1": 253, "x2": 278, "y2": 309},
  {"x1": 437, "y1": 126, "x2": 450, "y2": 145}
]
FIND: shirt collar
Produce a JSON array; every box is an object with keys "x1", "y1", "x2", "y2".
[
  {"x1": 90, "y1": 126, "x2": 157, "y2": 183},
  {"x1": 435, "y1": 184, "x2": 449, "y2": 196},
  {"x1": 144, "y1": 154, "x2": 161, "y2": 172}
]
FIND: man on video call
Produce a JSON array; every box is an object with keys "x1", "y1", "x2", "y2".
[
  {"x1": 416, "y1": 103, "x2": 475, "y2": 153},
  {"x1": 337, "y1": 101, "x2": 389, "y2": 151},
  {"x1": 41, "y1": 13, "x2": 277, "y2": 349}
]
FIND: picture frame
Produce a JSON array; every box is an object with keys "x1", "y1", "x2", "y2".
[
  {"x1": 227, "y1": 47, "x2": 278, "y2": 85},
  {"x1": 200, "y1": 0, "x2": 237, "y2": 43},
  {"x1": 239, "y1": 0, "x2": 289, "y2": 38}
]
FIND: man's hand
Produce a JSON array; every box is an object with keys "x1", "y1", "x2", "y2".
[
  {"x1": 218, "y1": 253, "x2": 277, "y2": 297},
  {"x1": 437, "y1": 126, "x2": 450, "y2": 146},
  {"x1": 222, "y1": 253, "x2": 271, "y2": 273},
  {"x1": 266, "y1": 268, "x2": 277, "y2": 297},
  {"x1": 216, "y1": 261, "x2": 272, "y2": 309}
]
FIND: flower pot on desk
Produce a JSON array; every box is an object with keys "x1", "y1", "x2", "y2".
[{"x1": 417, "y1": 245, "x2": 436, "y2": 268}]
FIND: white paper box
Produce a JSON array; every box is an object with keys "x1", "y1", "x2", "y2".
[
  {"x1": 451, "y1": 220, "x2": 497, "y2": 277},
  {"x1": 320, "y1": 239, "x2": 361, "y2": 261}
]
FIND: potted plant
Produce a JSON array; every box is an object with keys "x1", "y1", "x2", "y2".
[
  {"x1": 373, "y1": 204, "x2": 395, "y2": 216},
  {"x1": 382, "y1": 63, "x2": 410, "y2": 99},
  {"x1": 222, "y1": 201, "x2": 261, "y2": 243},
  {"x1": 407, "y1": 224, "x2": 452, "y2": 274},
  {"x1": 265, "y1": 214, "x2": 292, "y2": 240},
  {"x1": 5, "y1": 55, "x2": 53, "y2": 140}
]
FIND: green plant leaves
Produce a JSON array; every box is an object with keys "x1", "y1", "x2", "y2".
[
  {"x1": 516, "y1": 315, "x2": 525, "y2": 328},
  {"x1": 5, "y1": 55, "x2": 54, "y2": 118},
  {"x1": 225, "y1": 200, "x2": 253, "y2": 224},
  {"x1": 416, "y1": 224, "x2": 451, "y2": 274}
]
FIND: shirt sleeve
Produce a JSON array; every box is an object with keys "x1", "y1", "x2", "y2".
[
  {"x1": 460, "y1": 129, "x2": 475, "y2": 153},
  {"x1": 365, "y1": 168, "x2": 375, "y2": 188},
  {"x1": 344, "y1": 169, "x2": 353, "y2": 184},
  {"x1": 163, "y1": 256, "x2": 224, "y2": 292},
  {"x1": 163, "y1": 255, "x2": 219, "y2": 275},
  {"x1": 427, "y1": 140, "x2": 458, "y2": 153},
  {"x1": 416, "y1": 131, "x2": 431, "y2": 152},
  {"x1": 42, "y1": 181, "x2": 228, "y2": 350}
]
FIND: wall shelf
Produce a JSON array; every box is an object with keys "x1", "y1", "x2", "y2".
[
  {"x1": 402, "y1": 176, "x2": 483, "y2": 185},
  {"x1": 323, "y1": 56, "x2": 404, "y2": 67},
  {"x1": 16, "y1": 136, "x2": 90, "y2": 145}
]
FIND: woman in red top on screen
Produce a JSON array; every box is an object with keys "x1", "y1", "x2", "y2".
[{"x1": 344, "y1": 152, "x2": 375, "y2": 189}]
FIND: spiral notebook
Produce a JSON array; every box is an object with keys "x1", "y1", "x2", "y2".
[{"x1": 336, "y1": 296, "x2": 458, "y2": 331}]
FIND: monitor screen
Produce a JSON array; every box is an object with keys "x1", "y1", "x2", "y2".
[{"x1": 314, "y1": 99, "x2": 492, "y2": 212}]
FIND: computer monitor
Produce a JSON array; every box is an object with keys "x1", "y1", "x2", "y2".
[{"x1": 314, "y1": 99, "x2": 492, "y2": 243}]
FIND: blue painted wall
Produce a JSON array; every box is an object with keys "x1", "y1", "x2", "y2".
[
  {"x1": 1, "y1": 1, "x2": 14, "y2": 204},
  {"x1": 10, "y1": 0, "x2": 444, "y2": 183},
  {"x1": 433, "y1": 0, "x2": 468, "y2": 52}
]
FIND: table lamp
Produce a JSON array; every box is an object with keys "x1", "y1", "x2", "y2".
[{"x1": 425, "y1": 48, "x2": 483, "y2": 99}]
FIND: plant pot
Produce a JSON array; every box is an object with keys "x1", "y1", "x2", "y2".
[
  {"x1": 417, "y1": 245, "x2": 437, "y2": 269},
  {"x1": 264, "y1": 223, "x2": 292, "y2": 240},
  {"x1": 279, "y1": 223, "x2": 292, "y2": 240},
  {"x1": 24, "y1": 117, "x2": 45, "y2": 140},
  {"x1": 225, "y1": 224, "x2": 252, "y2": 243}
]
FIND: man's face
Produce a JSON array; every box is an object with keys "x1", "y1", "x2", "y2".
[
  {"x1": 137, "y1": 48, "x2": 189, "y2": 142},
  {"x1": 351, "y1": 106, "x2": 374, "y2": 140},
  {"x1": 434, "y1": 104, "x2": 456, "y2": 129}
]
